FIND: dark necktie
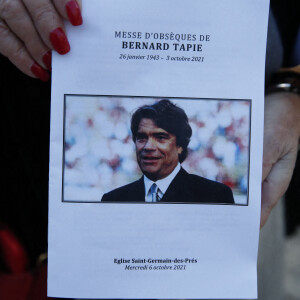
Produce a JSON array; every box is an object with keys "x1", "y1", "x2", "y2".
[{"x1": 151, "y1": 183, "x2": 161, "y2": 202}]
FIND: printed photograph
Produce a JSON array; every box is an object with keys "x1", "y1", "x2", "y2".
[{"x1": 63, "y1": 95, "x2": 251, "y2": 205}]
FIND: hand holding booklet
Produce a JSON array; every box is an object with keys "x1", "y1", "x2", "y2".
[{"x1": 48, "y1": 0, "x2": 270, "y2": 298}]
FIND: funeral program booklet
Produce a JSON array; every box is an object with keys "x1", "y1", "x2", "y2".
[{"x1": 48, "y1": 0, "x2": 270, "y2": 298}]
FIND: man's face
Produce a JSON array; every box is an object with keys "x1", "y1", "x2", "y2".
[{"x1": 135, "y1": 118, "x2": 182, "y2": 181}]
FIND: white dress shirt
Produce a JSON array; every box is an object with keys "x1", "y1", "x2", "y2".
[{"x1": 144, "y1": 163, "x2": 181, "y2": 202}]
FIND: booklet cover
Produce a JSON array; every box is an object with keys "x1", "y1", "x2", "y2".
[{"x1": 48, "y1": 0, "x2": 270, "y2": 298}]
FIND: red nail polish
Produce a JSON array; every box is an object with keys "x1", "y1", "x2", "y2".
[
  {"x1": 49, "y1": 28, "x2": 70, "y2": 55},
  {"x1": 42, "y1": 50, "x2": 52, "y2": 70},
  {"x1": 31, "y1": 62, "x2": 50, "y2": 82},
  {"x1": 66, "y1": 0, "x2": 83, "y2": 26}
]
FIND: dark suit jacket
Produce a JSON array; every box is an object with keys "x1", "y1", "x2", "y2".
[{"x1": 101, "y1": 168, "x2": 234, "y2": 204}]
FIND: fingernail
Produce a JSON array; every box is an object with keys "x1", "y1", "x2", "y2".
[
  {"x1": 42, "y1": 51, "x2": 52, "y2": 70},
  {"x1": 66, "y1": 0, "x2": 83, "y2": 26},
  {"x1": 31, "y1": 62, "x2": 50, "y2": 82},
  {"x1": 49, "y1": 28, "x2": 70, "y2": 55}
]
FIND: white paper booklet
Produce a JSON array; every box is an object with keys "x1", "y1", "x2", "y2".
[{"x1": 48, "y1": 0, "x2": 270, "y2": 298}]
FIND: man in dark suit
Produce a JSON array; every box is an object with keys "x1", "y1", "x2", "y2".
[{"x1": 101, "y1": 99, "x2": 234, "y2": 204}]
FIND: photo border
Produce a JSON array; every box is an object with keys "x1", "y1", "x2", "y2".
[{"x1": 62, "y1": 94, "x2": 252, "y2": 206}]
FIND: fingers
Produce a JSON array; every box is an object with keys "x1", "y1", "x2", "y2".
[
  {"x1": 23, "y1": 0, "x2": 70, "y2": 54},
  {"x1": 23, "y1": 0, "x2": 83, "y2": 53},
  {"x1": 261, "y1": 149, "x2": 297, "y2": 228},
  {"x1": 0, "y1": 0, "x2": 82, "y2": 80},
  {"x1": 260, "y1": 93, "x2": 300, "y2": 228},
  {"x1": 53, "y1": 0, "x2": 83, "y2": 26},
  {"x1": 0, "y1": 19, "x2": 49, "y2": 81},
  {"x1": 1, "y1": 0, "x2": 50, "y2": 68}
]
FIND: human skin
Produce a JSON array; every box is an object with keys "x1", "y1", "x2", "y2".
[
  {"x1": 261, "y1": 91, "x2": 300, "y2": 228},
  {"x1": 0, "y1": 0, "x2": 82, "y2": 81},
  {"x1": 135, "y1": 118, "x2": 183, "y2": 181},
  {"x1": 1, "y1": 1, "x2": 299, "y2": 228}
]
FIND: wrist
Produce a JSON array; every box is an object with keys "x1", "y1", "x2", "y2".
[
  {"x1": 265, "y1": 92, "x2": 300, "y2": 137},
  {"x1": 266, "y1": 68, "x2": 300, "y2": 95}
]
